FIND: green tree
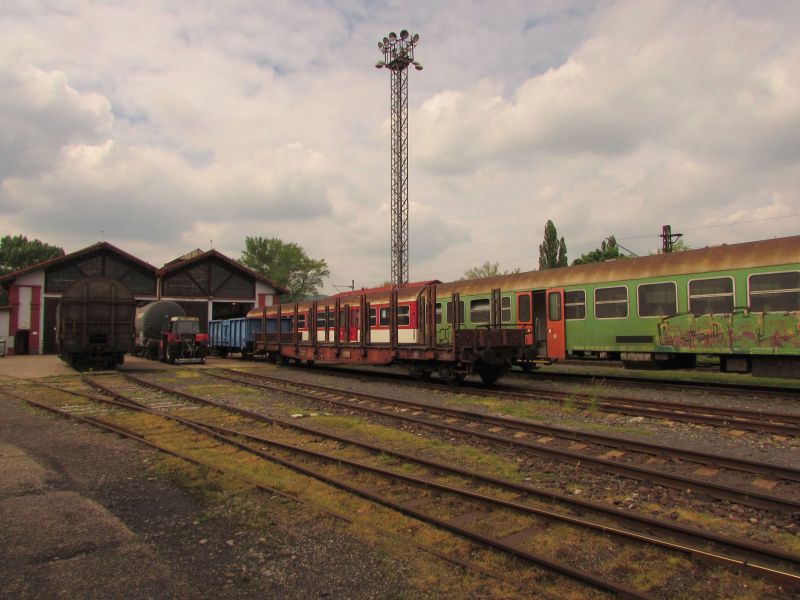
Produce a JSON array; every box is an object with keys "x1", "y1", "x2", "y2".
[
  {"x1": 0, "y1": 235, "x2": 65, "y2": 304},
  {"x1": 461, "y1": 261, "x2": 521, "y2": 280},
  {"x1": 0, "y1": 235, "x2": 64, "y2": 275},
  {"x1": 240, "y1": 236, "x2": 329, "y2": 302},
  {"x1": 538, "y1": 220, "x2": 568, "y2": 269},
  {"x1": 572, "y1": 235, "x2": 626, "y2": 265}
]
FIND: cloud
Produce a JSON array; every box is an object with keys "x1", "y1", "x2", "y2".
[
  {"x1": 1, "y1": 0, "x2": 799, "y2": 292},
  {"x1": 0, "y1": 55, "x2": 112, "y2": 180}
]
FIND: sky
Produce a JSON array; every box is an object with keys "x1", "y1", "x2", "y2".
[{"x1": 1, "y1": 0, "x2": 799, "y2": 294}]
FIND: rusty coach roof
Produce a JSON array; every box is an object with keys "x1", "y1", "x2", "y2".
[{"x1": 435, "y1": 235, "x2": 800, "y2": 296}]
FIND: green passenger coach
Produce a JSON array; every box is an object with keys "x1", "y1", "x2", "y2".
[{"x1": 432, "y1": 235, "x2": 800, "y2": 379}]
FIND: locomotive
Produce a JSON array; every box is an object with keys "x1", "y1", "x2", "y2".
[
  {"x1": 211, "y1": 234, "x2": 800, "y2": 380},
  {"x1": 134, "y1": 300, "x2": 208, "y2": 364}
]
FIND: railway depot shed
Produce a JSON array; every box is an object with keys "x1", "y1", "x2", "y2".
[{"x1": 0, "y1": 243, "x2": 286, "y2": 356}]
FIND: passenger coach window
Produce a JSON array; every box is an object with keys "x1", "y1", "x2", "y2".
[
  {"x1": 316, "y1": 312, "x2": 326, "y2": 328},
  {"x1": 369, "y1": 308, "x2": 377, "y2": 327},
  {"x1": 379, "y1": 307, "x2": 390, "y2": 327},
  {"x1": 470, "y1": 298, "x2": 490, "y2": 323},
  {"x1": 749, "y1": 272, "x2": 800, "y2": 312},
  {"x1": 397, "y1": 306, "x2": 410, "y2": 326},
  {"x1": 638, "y1": 282, "x2": 677, "y2": 317},
  {"x1": 297, "y1": 314, "x2": 306, "y2": 329},
  {"x1": 501, "y1": 297, "x2": 512, "y2": 322},
  {"x1": 518, "y1": 295, "x2": 531, "y2": 322},
  {"x1": 689, "y1": 277, "x2": 734, "y2": 314},
  {"x1": 435, "y1": 303, "x2": 442, "y2": 325},
  {"x1": 548, "y1": 292, "x2": 562, "y2": 321},
  {"x1": 595, "y1": 286, "x2": 628, "y2": 319},
  {"x1": 565, "y1": 290, "x2": 586, "y2": 320},
  {"x1": 446, "y1": 301, "x2": 465, "y2": 325}
]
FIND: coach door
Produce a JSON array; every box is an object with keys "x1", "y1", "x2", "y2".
[
  {"x1": 515, "y1": 292, "x2": 534, "y2": 346},
  {"x1": 546, "y1": 288, "x2": 566, "y2": 360}
]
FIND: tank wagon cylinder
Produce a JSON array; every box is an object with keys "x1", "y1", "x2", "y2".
[{"x1": 135, "y1": 300, "x2": 186, "y2": 358}]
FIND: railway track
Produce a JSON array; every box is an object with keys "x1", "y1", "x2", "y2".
[
  {"x1": 17, "y1": 374, "x2": 800, "y2": 598},
  {"x1": 516, "y1": 369, "x2": 800, "y2": 400},
  {"x1": 289, "y1": 363, "x2": 800, "y2": 436},
  {"x1": 210, "y1": 368, "x2": 800, "y2": 514}
]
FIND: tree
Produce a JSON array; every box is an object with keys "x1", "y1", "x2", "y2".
[
  {"x1": 240, "y1": 236, "x2": 329, "y2": 302},
  {"x1": 0, "y1": 235, "x2": 65, "y2": 304},
  {"x1": 461, "y1": 261, "x2": 521, "y2": 280},
  {"x1": 538, "y1": 220, "x2": 568, "y2": 269},
  {"x1": 572, "y1": 235, "x2": 626, "y2": 265},
  {"x1": 0, "y1": 235, "x2": 65, "y2": 275}
]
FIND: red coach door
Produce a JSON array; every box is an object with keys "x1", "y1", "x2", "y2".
[
  {"x1": 516, "y1": 291, "x2": 534, "y2": 346},
  {"x1": 546, "y1": 288, "x2": 566, "y2": 360}
]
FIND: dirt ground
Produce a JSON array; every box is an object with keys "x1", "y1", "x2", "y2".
[{"x1": 0, "y1": 355, "x2": 422, "y2": 599}]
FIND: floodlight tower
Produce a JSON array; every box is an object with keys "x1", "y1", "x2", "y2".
[{"x1": 376, "y1": 30, "x2": 422, "y2": 287}]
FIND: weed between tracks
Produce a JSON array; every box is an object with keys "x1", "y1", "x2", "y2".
[
  {"x1": 48, "y1": 373, "x2": 793, "y2": 599},
  {"x1": 21, "y1": 381, "x2": 600, "y2": 599}
]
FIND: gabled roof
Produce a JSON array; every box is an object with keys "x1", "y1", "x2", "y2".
[
  {"x1": 160, "y1": 248, "x2": 289, "y2": 294},
  {"x1": 0, "y1": 241, "x2": 158, "y2": 286}
]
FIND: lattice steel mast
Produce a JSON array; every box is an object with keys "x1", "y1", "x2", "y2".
[{"x1": 376, "y1": 30, "x2": 422, "y2": 287}]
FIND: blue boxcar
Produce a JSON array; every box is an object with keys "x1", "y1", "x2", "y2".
[{"x1": 208, "y1": 317, "x2": 261, "y2": 358}]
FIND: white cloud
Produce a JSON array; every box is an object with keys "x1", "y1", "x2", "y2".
[{"x1": 1, "y1": 1, "x2": 799, "y2": 294}]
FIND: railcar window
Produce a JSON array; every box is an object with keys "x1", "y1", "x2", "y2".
[
  {"x1": 470, "y1": 298, "x2": 490, "y2": 323},
  {"x1": 501, "y1": 297, "x2": 512, "y2": 322},
  {"x1": 446, "y1": 301, "x2": 465, "y2": 325},
  {"x1": 548, "y1": 292, "x2": 562, "y2": 321},
  {"x1": 369, "y1": 308, "x2": 377, "y2": 327},
  {"x1": 316, "y1": 312, "x2": 326, "y2": 328},
  {"x1": 689, "y1": 277, "x2": 733, "y2": 314},
  {"x1": 297, "y1": 314, "x2": 306, "y2": 329},
  {"x1": 638, "y1": 282, "x2": 677, "y2": 317},
  {"x1": 749, "y1": 272, "x2": 800, "y2": 312},
  {"x1": 595, "y1": 286, "x2": 628, "y2": 319},
  {"x1": 397, "y1": 305, "x2": 410, "y2": 326},
  {"x1": 435, "y1": 303, "x2": 442, "y2": 325},
  {"x1": 565, "y1": 290, "x2": 586, "y2": 320},
  {"x1": 379, "y1": 307, "x2": 390, "y2": 327},
  {"x1": 518, "y1": 294, "x2": 531, "y2": 322}
]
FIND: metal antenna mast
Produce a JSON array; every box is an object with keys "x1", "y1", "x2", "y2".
[{"x1": 376, "y1": 30, "x2": 422, "y2": 287}]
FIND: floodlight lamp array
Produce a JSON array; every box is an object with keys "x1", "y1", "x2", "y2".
[{"x1": 375, "y1": 30, "x2": 422, "y2": 71}]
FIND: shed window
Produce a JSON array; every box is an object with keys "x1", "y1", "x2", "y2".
[
  {"x1": 565, "y1": 290, "x2": 586, "y2": 320},
  {"x1": 595, "y1": 286, "x2": 628, "y2": 319},
  {"x1": 638, "y1": 282, "x2": 677, "y2": 317},
  {"x1": 435, "y1": 303, "x2": 442, "y2": 325},
  {"x1": 501, "y1": 296, "x2": 512, "y2": 323},
  {"x1": 749, "y1": 272, "x2": 800, "y2": 312},
  {"x1": 470, "y1": 298, "x2": 490, "y2": 323},
  {"x1": 689, "y1": 277, "x2": 733, "y2": 314},
  {"x1": 518, "y1": 294, "x2": 531, "y2": 322}
]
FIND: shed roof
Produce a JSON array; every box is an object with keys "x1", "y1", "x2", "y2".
[
  {"x1": 0, "y1": 241, "x2": 158, "y2": 287},
  {"x1": 160, "y1": 249, "x2": 289, "y2": 294}
]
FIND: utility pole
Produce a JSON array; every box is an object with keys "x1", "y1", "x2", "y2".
[
  {"x1": 661, "y1": 225, "x2": 683, "y2": 253},
  {"x1": 376, "y1": 30, "x2": 422, "y2": 287}
]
